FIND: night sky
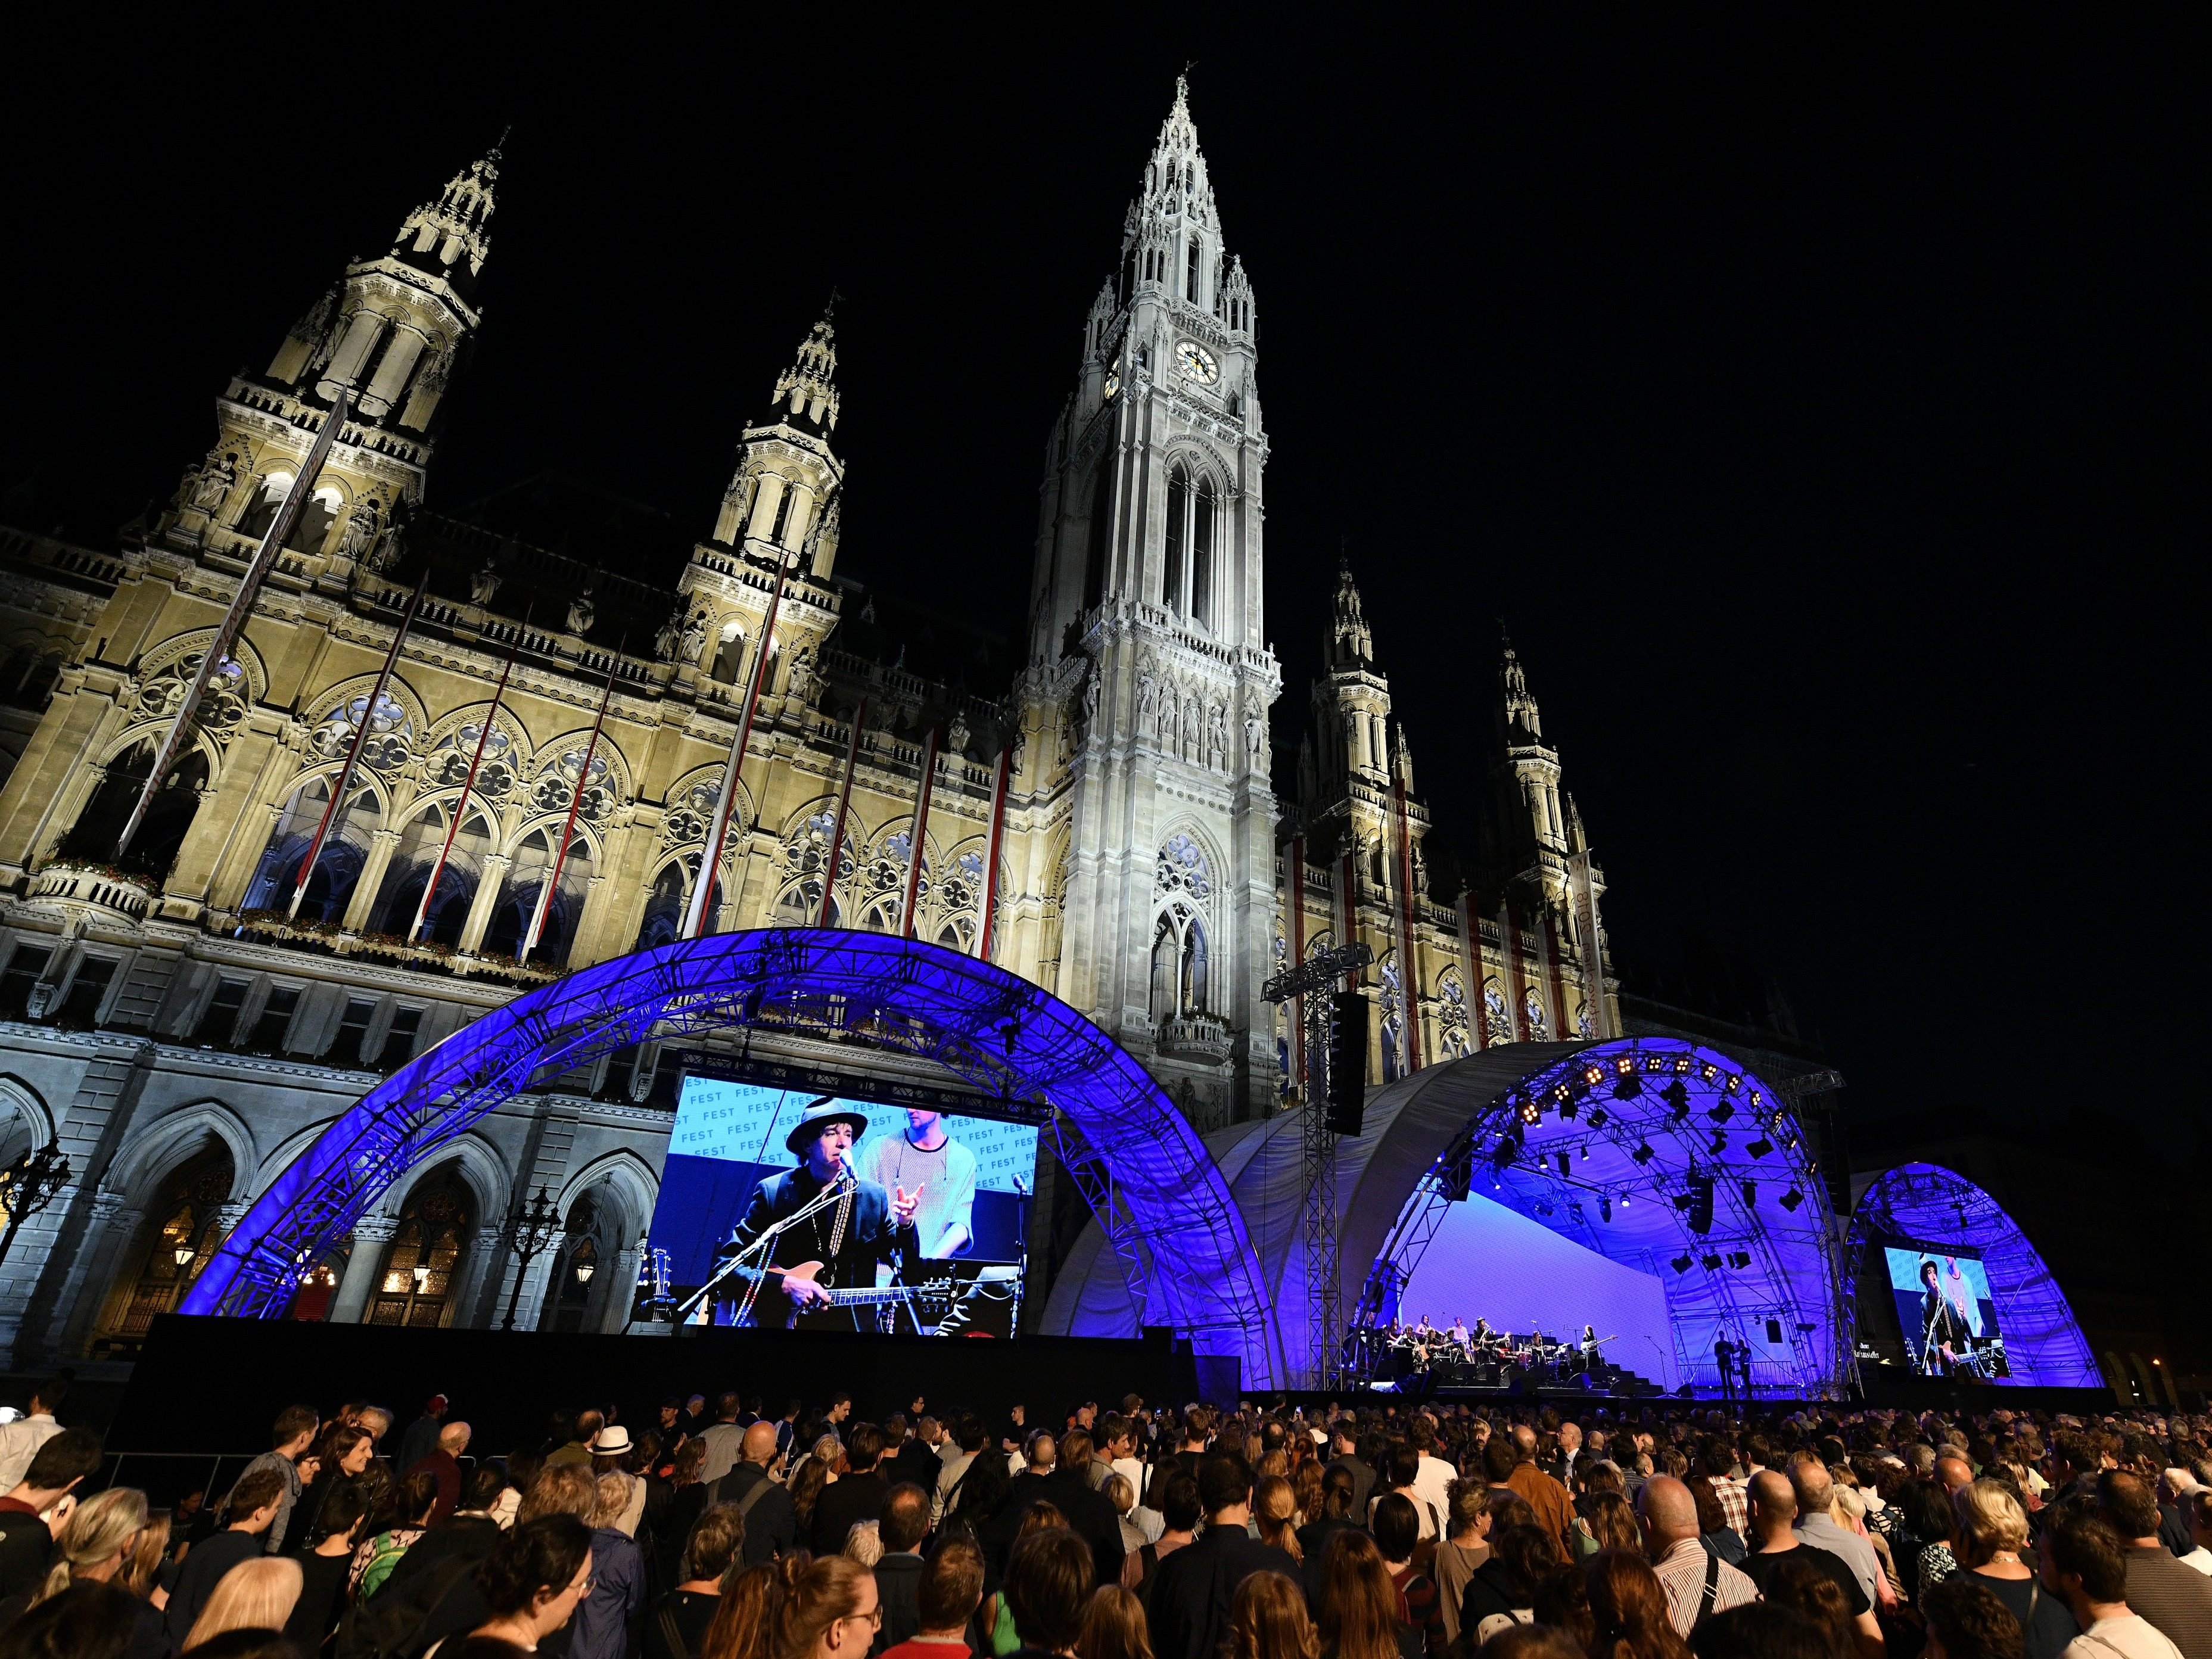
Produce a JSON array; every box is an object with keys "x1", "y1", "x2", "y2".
[{"x1": 7, "y1": 20, "x2": 2199, "y2": 1150}]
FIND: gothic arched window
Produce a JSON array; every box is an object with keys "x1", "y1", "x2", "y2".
[
  {"x1": 1084, "y1": 461, "x2": 1112, "y2": 613},
  {"x1": 1482, "y1": 978, "x2": 1514, "y2": 1045},
  {"x1": 1379, "y1": 957, "x2": 1405, "y2": 1084},
  {"x1": 369, "y1": 1166, "x2": 472, "y2": 1328},
  {"x1": 105, "y1": 1141, "x2": 234, "y2": 1348},
  {"x1": 1191, "y1": 478, "x2": 1217, "y2": 628},
  {"x1": 1522, "y1": 985, "x2": 1550, "y2": 1042},
  {"x1": 61, "y1": 740, "x2": 210, "y2": 881},
  {"x1": 1163, "y1": 468, "x2": 1189, "y2": 615},
  {"x1": 635, "y1": 864, "x2": 687, "y2": 951}
]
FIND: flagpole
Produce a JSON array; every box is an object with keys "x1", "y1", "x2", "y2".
[
  {"x1": 899, "y1": 724, "x2": 940, "y2": 941},
  {"x1": 681, "y1": 549, "x2": 792, "y2": 940},
  {"x1": 975, "y1": 743, "x2": 1012, "y2": 961},
  {"x1": 408, "y1": 625, "x2": 522, "y2": 944},
  {"x1": 118, "y1": 389, "x2": 353, "y2": 858},
  {"x1": 288, "y1": 569, "x2": 428, "y2": 920},
  {"x1": 520, "y1": 655, "x2": 620, "y2": 965},
  {"x1": 816, "y1": 696, "x2": 867, "y2": 927}
]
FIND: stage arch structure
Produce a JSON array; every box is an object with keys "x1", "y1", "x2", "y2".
[
  {"x1": 1044, "y1": 1037, "x2": 1851, "y2": 1396},
  {"x1": 1844, "y1": 1162, "x2": 2101, "y2": 1390},
  {"x1": 178, "y1": 928, "x2": 1287, "y2": 1386}
]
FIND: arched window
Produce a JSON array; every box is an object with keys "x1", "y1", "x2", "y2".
[
  {"x1": 1163, "y1": 468, "x2": 1189, "y2": 612},
  {"x1": 235, "y1": 477, "x2": 288, "y2": 541},
  {"x1": 549, "y1": 1193, "x2": 601, "y2": 1334},
  {"x1": 1190, "y1": 478, "x2": 1217, "y2": 628},
  {"x1": 1083, "y1": 460, "x2": 1112, "y2": 612},
  {"x1": 635, "y1": 864, "x2": 687, "y2": 952},
  {"x1": 484, "y1": 828, "x2": 593, "y2": 965},
  {"x1": 1150, "y1": 908, "x2": 1209, "y2": 1022},
  {"x1": 369, "y1": 1166, "x2": 472, "y2": 1328},
  {"x1": 286, "y1": 1240, "x2": 350, "y2": 1322},
  {"x1": 286, "y1": 487, "x2": 341, "y2": 554},
  {"x1": 1522, "y1": 985, "x2": 1550, "y2": 1041},
  {"x1": 1482, "y1": 979, "x2": 1514, "y2": 1045},
  {"x1": 104, "y1": 1141, "x2": 234, "y2": 1349},
  {"x1": 713, "y1": 623, "x2": 746, "y2": 685},
  {"x1": 61, "y1": 742, "x2": 210, "y2": 880},
  {"x1": 374, "y1": 804, "x2": 489, "y2": 944}
]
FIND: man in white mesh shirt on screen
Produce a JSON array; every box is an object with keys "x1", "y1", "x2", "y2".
[{"x1": 866, "y1": 1109, "x2": 979, "y2": 1257}]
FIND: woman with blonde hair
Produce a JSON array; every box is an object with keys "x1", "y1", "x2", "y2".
[
  {"x1": 1253, "y1": 1477, "x2": 1303, "y2": 1566},
  {"x1": 182, "y1": 1557, "x2": 304, "y2": 1651},
  {"x1": 119, "y1": 1509, "x2": 173, "y2": 1605},
  {"x1": 29, "y1": 1486, "x2": 150, "y2": 1604},
  {"x1": 1954, "y1": 1479, "x2": 2078, "y2": 1659},
  {"x1": 1228, "y1": 1571, "x2": 1315, "y2": 1659},
  {"x1": 1077, "y1": 1584, "x2": 1154, "y2": 1659}
]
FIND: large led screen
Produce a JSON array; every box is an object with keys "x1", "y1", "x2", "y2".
[
  {"x1": 646, "y1": 1076, "x2": 1036, "y2": 1333},
  {"x1": 1883, "y1": 1243, "x2": 2010, "y2": 1380}
]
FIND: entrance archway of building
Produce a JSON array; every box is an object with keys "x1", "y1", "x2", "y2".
[{"x1": 180, "y1": 927, "x2": 1286, "y2": 1385}]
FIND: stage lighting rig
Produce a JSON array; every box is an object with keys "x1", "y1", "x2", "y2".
[
  {"x1": 1710, "y1": 1129, "x2": 1728, "y2": 1155},
  {"x1": 1612, "y1": 1073, "x2": 1642, "y2": 1100},
  {"x1": 1672, "y1": 1255, "x2": 1693, "y2": 1274},
  {"x1": 1556, "y1": 1152, "x2": 1572, "y2": 1177},
  {"x1": 1600, "y1": 1197, "x2": 1612, "y2": 1222},
  {"x1": 1701, "y1": 1253, "x2": 1723, "y2": 1271},
  {"x1": 1747, "y1": 1137, "x2": 1774, "y2": 1159},
  {"x1": 1633, "y1": 1143, "x2": 1655, "y2": 1165},
  {"x1": 1709, "y1": 1100, "x2": 1734, "y2": 1122},
  {"x1": 1741, "y1": 1181, "x2": 1757, "y2": 1207},
  {"x1": 1728, "y1": 1251, "x2": 1752, "y2": 1269},
  {"x1": 1780, "y1": 1187, "x2": 1805, "y2": 1211},
  {"x1": 1662, "y1": 1079, "x2": 1691, "y2": 1121},
  {"x1": 1586, "y1": 1108, "x2": 1608, "y2": 1128}
]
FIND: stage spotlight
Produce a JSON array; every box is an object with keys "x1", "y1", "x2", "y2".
[
  {"x1": 1619, "y1": 1194, "x2": 1629, "y2": 1207},
  {"x1": 1662, "y1": 1079, "x2": 1691, "y2": 1121},
  {"x1": 1672, "y1": 1255, "x2": 1693, "y2": 1274},
  {"x1": 1560, "y1": 1095, "x2": 1579, "y2": 1119},
  {"x1": 1600, "y1": 1197, "x2": 1612, "y2": 1222},
  {"x1": 1795, "y1": 1322, "x2": 1817, "y2": 1335},
  {"x1": 1587, "y1": 1108, "x2": 1609, "y2": 1129},
  {"x1": 1741, "y1": 1181, "x2": 1757, "y2": 1207},
  {"x1": 1673, "y1": 1193, "x2": 1696, "y2": 1212},
  {"x1": 1709, "y1": 1129, "x2": 1728, "y2": 1155},
  {"x1": 1568, "y1": 1199, "x2": 1585, "y2": 1223},
  {"x1": 1700, "y1": 1252, "x2": 1723, "y2": 1271},
  {"x1": 1556, "y1": 1152, "x2": 1572, "y2": 1177},
  {"x1": 1747, "y1": 1138, "x2": 1773, "y2": 1159},
  {"x1": 1585, "y1": 1063, "x2": 1608, "y2": 1086},
  {"x1": 1709, "y1": 1101, "x2": 1734, "y2": 1123},
  {"x1": 1611, "y1": 1073, "x2": 1642, "y2": 1100},
  {"x1": 1780, "y1": 1187, "x2": 1804, "y2": 1211},
  {"x1": 740, "y1": 984, "x2": 766, "y2": 1023},
  {"x1": 1633, "y1": 1143, "x2": 1655, "y2": 1165},
  {"x1": 1579, "y1": 1144, "x2": 1588, "y2": 1160},
  {"x1": 1728, "y1": 1250, "x2": 1751, "y2": 1269},
  {"x1": 1616, "y1": 1054, "x2": 1636, "y2": 1076}
]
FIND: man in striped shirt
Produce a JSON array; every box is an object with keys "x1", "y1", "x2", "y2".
[
  {"x1": 1701, "y1": 1441, "x2": 1749, "y2": 1535},
  {"x1": 1638, "y1": 1476, "x2": 1758, "y2": 1636}
]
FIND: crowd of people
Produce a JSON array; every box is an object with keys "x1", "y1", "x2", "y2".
[{"x1": 2, "y1": 1372, "x2": 2210, "y2": 1659}]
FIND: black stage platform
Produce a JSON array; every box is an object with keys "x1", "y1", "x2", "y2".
[{"x1": 111, "y1": 1315, "x2": 1194, "y2": 1461}]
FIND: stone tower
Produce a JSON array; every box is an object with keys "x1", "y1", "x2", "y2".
[{"x1": 1019, "y1": 79, "x2": 1280, "y2": 1126}]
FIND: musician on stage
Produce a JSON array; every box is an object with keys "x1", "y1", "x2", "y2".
[
  {"x1": 1917, "y1": 1258, "x2": 1976, "y2": 1373},
  {"x1": 1472, "y1": 1316, "x2": 1501, "y2": 1350},
  {"x1": 863, "y1": 1109, "x2": 977, "y2": 1258},
  {"x1": 1579, "y1": 1324, "x2": 1602, "y2": 1369},
  {"x1": 716, "y1": 1100, "x2": 919, "y2": 1329},
  {"x1": 1447, "y1": 1315, "x2": 1470, "y2": 1345}
]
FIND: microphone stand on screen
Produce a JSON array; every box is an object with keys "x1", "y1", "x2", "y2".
[{"x1": 676, "y1": 1169, "x2": 857, "y2": 1327}]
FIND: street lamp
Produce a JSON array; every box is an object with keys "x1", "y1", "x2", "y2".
[
  {"x1": 499, "y1": 1185, "x2": 565, "y2": 1330},
  {"x1": 0, "y1": 1143, "x2": 73, "y2": 1273}
]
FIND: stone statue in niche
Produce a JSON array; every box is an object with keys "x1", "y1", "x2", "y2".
[
  {"x1": 654, "y1": 605, "x2": 685, "y2": 661},
  {"x1": 1084, "y1": 666, "x2": 1103, "y2": 724},
  {"x1": 567, "y1": 589, "x2": 596, "y2": 636},
  {"x1": 680, "y1": 609, "x2": 710, "y2": 662},
  {"x1": 188, "y1": 452, "x2": 237, "y2": 512},
  {"x1": 371, "y1": 518, "x2": 406, "y2": 572},
  {"x1": 472, "y1": 560, "x2": 503, "y2": 606},
  {"x1": 946, "y1": 711, "x2": 971, "y2": 755},
  {"x1": 1207, "y1": 704, "x2": 1227, "y2": 766},
  {"x1": 1134, "y1": 671, "x2": 1156, "y2": 726},
  {"x1": 786, "y1": 642, "x2": 817, "y2": 703},
  {"x1": 335, "y1": 498, "x2": 380, "y2": 561},
  {"x1": 1245, "y1": 712, "x2": 1267, "y2": 764}
]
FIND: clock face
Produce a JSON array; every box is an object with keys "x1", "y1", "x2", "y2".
[{"x1": 1176, "y1": 341, "x2": 1219, "y2": 385}]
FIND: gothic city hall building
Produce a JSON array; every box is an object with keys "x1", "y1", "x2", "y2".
[{"x1": 0, "y1": 85, "x2": 1616, "y2": 1358}]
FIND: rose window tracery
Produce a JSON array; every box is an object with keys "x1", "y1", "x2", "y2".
[
  {"x1": 432, "y1": 723, "x2": 515, "y2": 798},
  {"x1": 1156, "y1": 832, "x2": 1211, "y2": 900},
  {"x1": 661, "y1": 776, "x2": 724, "y2": 848},
  {"x1": 136, "y1": 653, "x2": 248, "y2": 740},
  {"x1": 1523, "y1": 985, "x2": 1550, "y2": 1041},
  {"x1": 1483, "y1": 979, "x2": 1514, "y2": 1045},
  {"x1": 312, "y1": 691, "x2": 412, "y2": 771}
]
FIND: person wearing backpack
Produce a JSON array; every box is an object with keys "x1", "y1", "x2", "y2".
[{"x1": 711, "y1": 1425, "x2": 796, "y2": 1566}]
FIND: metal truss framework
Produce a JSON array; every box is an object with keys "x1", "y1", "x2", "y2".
[
  {"x1": 1370, "y1": 1037, "x2": 1853, "y2": 1397},
  {"x1": 1843, "y1": 1160, "x2": 2100, "y2": 1389},
  {"x1": 180, "y1": 928, "x2": 1284, "y2": 1384}
]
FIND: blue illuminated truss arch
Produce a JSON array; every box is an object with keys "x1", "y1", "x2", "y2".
[
  {"x1": 180, "y1": 928, "x2": 1285, "y2": 1384},
  {"x1": 1844, "y1": 1162, "x2": 2101, "y2": 1389}
]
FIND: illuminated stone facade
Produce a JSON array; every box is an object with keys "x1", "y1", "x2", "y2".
[{"x1": 0, "y1": 88, "x2": 1610, "y2": 1359}]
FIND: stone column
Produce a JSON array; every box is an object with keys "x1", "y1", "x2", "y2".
[
  {"x1": 358, "y1": 327, "x2": 427, "y2": 418},
  {"x1": 343, "y1": 829, "x2": 402, "y2": 933},
  {"x1": 458, "y1": 855, "x2": 511, "y2": 954},
  {"x1": 746, "y1": 475, "x2": 786, "y2": 542},
  {"x1": 319, "y1": 312, "x2": 386, "y2": 398},
  {"x1": 329, "y1": 1217, "x2": 396, "y2": 1324}
]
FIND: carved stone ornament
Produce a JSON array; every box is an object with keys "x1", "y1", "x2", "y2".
[
  {"x1": 946, "y1": 710, "x2": 971, "y2": 754},
  {"x1": 471, "y1": 560, "x2": 502, "y2": 606},
  {"x1": 189, "y1": 451, "x2": 238, "y2": 512},
  {"x1": 368, "y1": 518, "x2": 406, "y2": 573},
  {"x1": 567, "y1": 590, "x2": 596, "y2": 636},
  {"x1": 654, "y1": 605, "x2": 685, "y2": 662},
  {"x1": 679, "y1": 610, "x2": 710, "y2": 661},
  {"x1": 335, "y1": 497, "x2": 380, "y2": 561}
]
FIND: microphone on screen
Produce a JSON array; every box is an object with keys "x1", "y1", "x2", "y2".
[{"x1": 1012, "y1": 1174, "x2": 1028, "y2": 1196}]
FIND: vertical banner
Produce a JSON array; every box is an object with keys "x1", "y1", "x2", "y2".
[
  {"x1": 521, "y1": 658, "x2": 618, "y2": 964},
  {"x1": 816, "y1": 697, "x2": 868, "y2": 928},
  {"x1": 682, "y1": 552, "x2": 792, "y2": 939},
  {"x1": 1570, "y1": 849, "x2": 1609, "y2": 1039},
  {"x1": 1458, "y1": 891, "x2": 1486, "y2": 1050},
  {"x1": 900, "y1": 726, "x2": 940, "y2": 941},
  {"x1": 409, "y1": 628, "x2": 521, "y2": 943},
  {"x1": 1392, "y1": 771, "x2": 1423, "y2": 1075},
  {"x1": 975, "y1": 744, "x2": 1012, "y2": 961},
  {"x1": 1289, "y1": 834, "x2": 1307, "y2": 1092},
  {"x1": 287, "y1": 569, "x2": 427, "y2": 920},
  {"x1": 119, "y1": 390, "x2": 353, "y2": 857}
]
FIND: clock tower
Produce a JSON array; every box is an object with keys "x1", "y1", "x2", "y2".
[{"x1": 1018, "y1": 77, "x2": 1280, "y2": 1127}]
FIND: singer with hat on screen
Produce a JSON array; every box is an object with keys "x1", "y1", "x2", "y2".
[{"x1": 714, "y1": 1098, "x2": 919, "y2": 1329}]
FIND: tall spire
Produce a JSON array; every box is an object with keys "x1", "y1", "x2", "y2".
[
  {"x1": 770, "y1": 309, "x2": 841, "y2": 433},
  {"x1": 393, "y1": 133, "x2": 504, "y2": 284},
  {"x1": 1328, "y1": 556, "x2": 1373, "y2": 667},
  {"x1": 1500, "y1": 634, "x2": 1542, "y2": 740}
]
